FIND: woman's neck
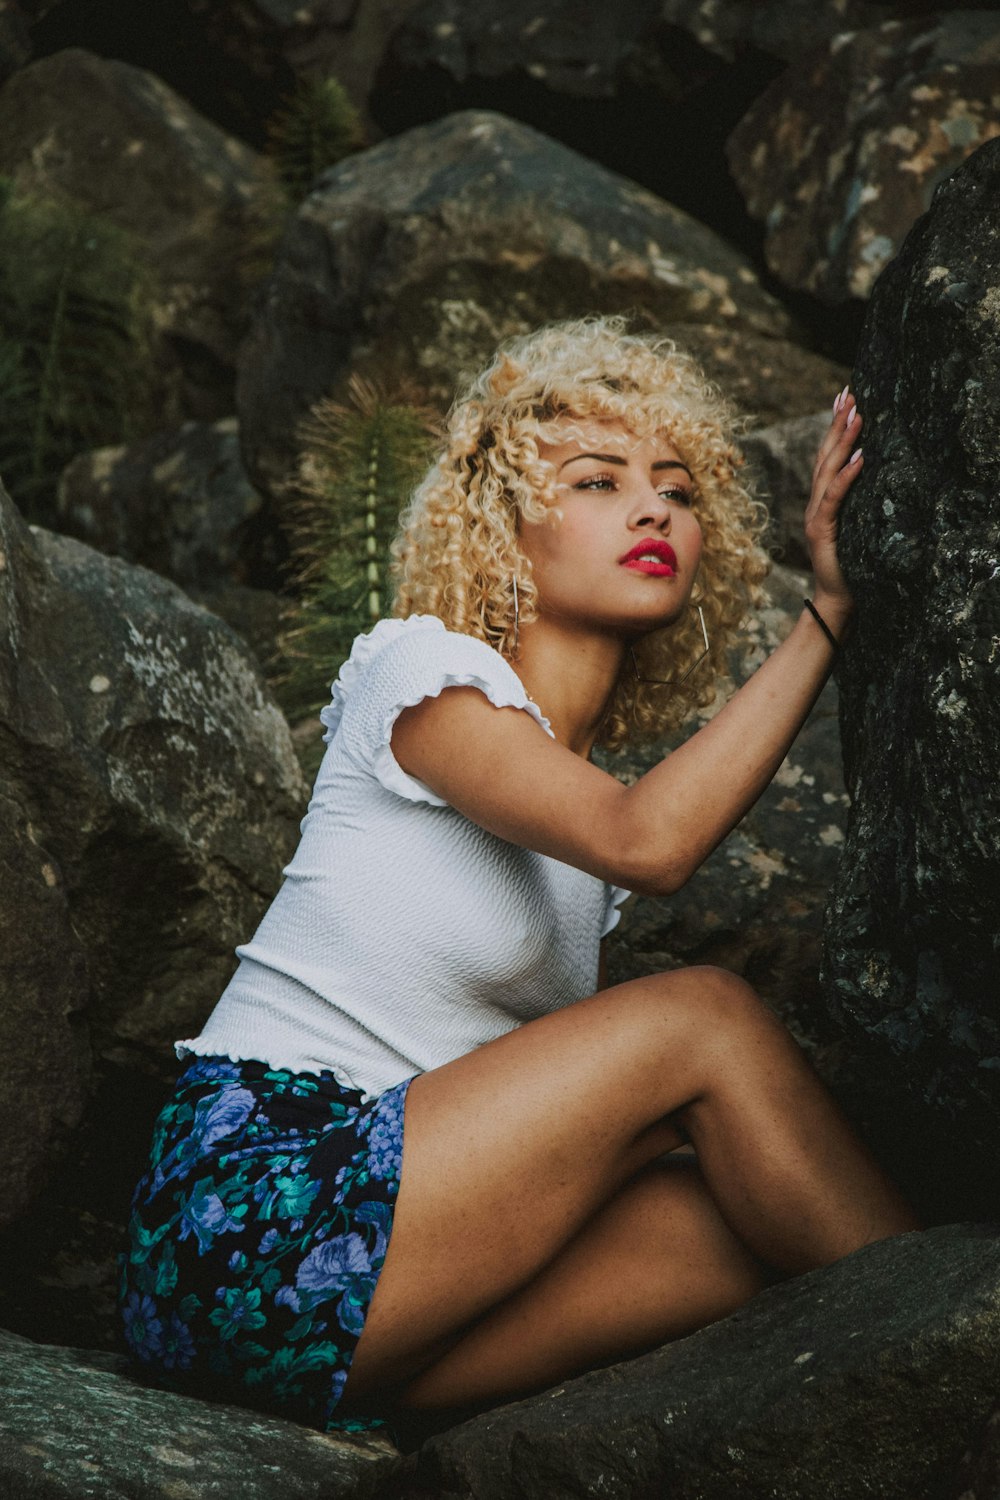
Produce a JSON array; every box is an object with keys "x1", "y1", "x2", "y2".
[{"x1": 510, "y1": 618, "x2": 626, "y2": 759}]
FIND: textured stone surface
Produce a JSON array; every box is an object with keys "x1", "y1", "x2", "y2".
[
  {"x1": 236, "y1": 107, "x2": 847, "y2": 503},
  {"x1": 0, "y1": 1327, "x2": 399, "y2": 1498},
  {"x1": 184, "y1": 0, "x2": 425, "y2": 126},
  {"x1": 728, "y1": 12, "x2": 1000, "y2": 304},
  {"x1": 56, "y1": 418, "x2": 273, "y2": 592},
  {"x1": 0, "y1": 47, "x2": 276, "y2": 417},
  {"x1": 0, "y1": 475, "x2": 305, "y2": 1226},
  {"x1": 602, "y1": 562, "x2": 847, "y2": 1048},
  {"x1": 954, "y1": 1403, "x2": 1000, "y2": 1500},
  {"x1": 820, "y1": 135, "x2": 1000, "y2": 1222},
  {"x1": 388, "y1": 1224, "x2": 1000, "y2": 1500},
  {"x1": 742, "y1": 411, "x2": 829, "y2": 569}
]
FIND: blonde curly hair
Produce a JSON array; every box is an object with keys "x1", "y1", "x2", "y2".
[{"x1": 390, "y1": 313, "x2": 770, "y2": 750}]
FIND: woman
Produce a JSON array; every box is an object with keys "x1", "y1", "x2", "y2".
[{"x1": 119, "y1": 314, "x2": 918, "y2": 1435}]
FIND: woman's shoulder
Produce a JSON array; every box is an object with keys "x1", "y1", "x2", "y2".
[{"x1": 319, "y1": 613, "x2": 549, "y2": 746}]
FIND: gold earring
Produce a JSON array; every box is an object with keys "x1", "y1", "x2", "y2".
[{"x1": 629, "y1": 606, "x2": 710, "y2": 685}]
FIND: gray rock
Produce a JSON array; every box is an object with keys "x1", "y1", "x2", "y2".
[
  {"x1": 389, "y1": 1223, "x2": 1000, "y2": 1500},
  {"x1": 742, "y1": 410, "x2": 830, "y2": 569},
  {"x1": 601, "y1": 562, "x2": 848, "y2": 1049},
  {"x1": 954, "y1": 1402, "x2": 1000, "y2": 1500},
  {"x1": 236, "y1": 107, "x2": 845, "y2": 504},
  {"x1": 0, "y1": 47, "x2": 279, "y2": 419},
  {"x1": 0, "y1": 0, "x2": 31, "y2": 80},
  {"x1": 0, "y1": 475, "x2": 305, "y2": 1225},
  {"x1": 820, "y1": 135, "x2": 1000, "y2": 1222},
  {"x1": 727, "y1": 12, "x2": 1000, "y2": 305},
  {"x1": 0, "y1": 1326, "x2": 399, "y2": 1498},
  {"x1": 184, "y1": 0, "x2": 426, "y2": 128},
  {"x1": 56, "y1": 418, "x2": 271, "y2": 592}
]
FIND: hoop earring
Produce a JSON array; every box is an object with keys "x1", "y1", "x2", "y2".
[
  {"x1": 630, "y1": 605, "x2": 710, "y2": 686},
  {"x1": 512, "y1": 574, "x2": 519, "y2": 655}
]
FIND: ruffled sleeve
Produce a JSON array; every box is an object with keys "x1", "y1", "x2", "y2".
[
  {"x1": 325, "y1": 614, "x2": 555, "y2": 806},
  {"x1": 601, "y1": 882, "x2": 631, "y2": 938}
]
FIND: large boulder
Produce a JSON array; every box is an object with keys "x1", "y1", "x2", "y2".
[
  {"x1": 0, "y1": 48, "x2": 278, "y2": 418},
  {"x1": 182, "y1": 0, "x2": 426, "y2": 129},
  {"x1": 820, "y1": 136, "x2": 1000, "y2": 1222},
  {"x1": 602, "y1": 562, "x2": 847, "y2": 1052},
  {"x1": 0, "y1": 1327, "x2": 399, "y2": 1498},
  {"x1": 237, "y1": 107, "x2": 843, "y2": 505},
  {"x1": 56, "y1": 418, "x2": 276, "y2": 593},
  {"x1": 389, "y1": 1224, "x2": 1000, "y2": 1500},
  {"x1": 742, "y1": 410, "x2": 829, "y2": 569},
  {"x1": 0, "y1": 475, "x2": 305, "y2": 1231},
  {"x1": 727, "y1": 12, "x2": 1000, "y2": 305}
]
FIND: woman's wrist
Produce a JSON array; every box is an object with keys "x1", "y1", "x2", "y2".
[{"x1": 804, "y1": 593, "x2": 853, "y2": 650}]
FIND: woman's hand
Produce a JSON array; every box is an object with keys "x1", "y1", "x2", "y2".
[{"x1": 804, "y1": 385, "x2": 864, "y2": 635}]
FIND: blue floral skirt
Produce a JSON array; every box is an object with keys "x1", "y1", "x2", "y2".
[{"x1": 118, "y1": 1054, "x2": 410, "y2": 1433}]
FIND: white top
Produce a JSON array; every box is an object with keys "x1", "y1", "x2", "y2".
[{"x1": 177, "y1": 614, "x2": 630, "y2": 1098}]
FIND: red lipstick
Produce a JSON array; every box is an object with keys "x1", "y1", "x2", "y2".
[{"x1": 619, "y1": 539, "x2": 677, "y2": 576}]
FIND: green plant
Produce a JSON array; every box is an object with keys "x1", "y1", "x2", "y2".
[
  {"x1": 265, "y1": 76, "x2": 366, "y2": 204},
  {"x1": 0, "y1": 182, "x2": 156, "y2": 519},
  {"x1": 274, "y1": 374, "x2": 439, "y2": 774}
]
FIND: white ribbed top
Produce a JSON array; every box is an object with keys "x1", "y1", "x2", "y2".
[{"x1": 177, "y1": 614, "x2": 630, "y2": 1098}]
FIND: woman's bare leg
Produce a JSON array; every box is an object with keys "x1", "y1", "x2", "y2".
[
  {"x1": 399, "y1": 1156, "x2": 769, "y2": 1411},
  {"x1": 343, "y1": 966, "x2": 918, "y2": 1403}
]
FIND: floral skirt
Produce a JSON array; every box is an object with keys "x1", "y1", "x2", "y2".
[{"x1": 118, "y1": 1054, "x2": 409, "y2": 1433}]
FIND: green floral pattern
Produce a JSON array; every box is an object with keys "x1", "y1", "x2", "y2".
[{"x1": 118, "y1": 1056, "x2": 408, "y2": 1432}]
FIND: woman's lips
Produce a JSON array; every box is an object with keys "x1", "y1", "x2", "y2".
[{"x1": 620, "y1": 541, "x2": 678, "y2": 576}]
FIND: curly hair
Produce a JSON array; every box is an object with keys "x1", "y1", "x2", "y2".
[{"x1": 390, "y1": 313, "x2": 770, "y2": 750}]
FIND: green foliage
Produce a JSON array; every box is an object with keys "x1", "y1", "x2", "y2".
[
  {"x1": 265, "y1": 77, "x2": 366, "y2": 204},
  {"x1": 274, "y1": 374, "x2": 439, "y2": 775},
  {"x1": 0, "y1": 182, "x2": 156, "y2": 518}
]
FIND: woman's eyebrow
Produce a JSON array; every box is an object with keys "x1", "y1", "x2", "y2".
[{"x1": 559, "y1": 452, "x2": 693, "y2": 479}]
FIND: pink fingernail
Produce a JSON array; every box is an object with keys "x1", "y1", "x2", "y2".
[
  {"x1": 850, "y1": 447, "x2": 863, "y2": 463},
  {"x1": 846, "y1": 404, "x2": 858, "y2": 426}
]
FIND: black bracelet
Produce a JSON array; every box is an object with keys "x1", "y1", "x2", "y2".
[{"x1": 803, "y1": 597, "x2": 840, "y2": 654}]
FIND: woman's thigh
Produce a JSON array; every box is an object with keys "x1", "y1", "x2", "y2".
[
  {"x1": 344, "y1": 964, "x2": 769, "y2": 1396},
  {"x1": 393, "y1": 1155, "x2": 769, "y2": 1412}
]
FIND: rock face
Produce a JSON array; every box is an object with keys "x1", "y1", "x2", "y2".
[
  {"x1": 821, "y1": 136, "x2": 1000, "y2": 1222},
  {"x1": 0, "y1": 1327, "x2": 399, "y2": 1499},
  {"x1": 388, "y1": 1224, "x2": 1000, "y2": 1500},
  {"x1": 727, "y1": 12, "x2": 1000, "y2": 304},
  {"x1": 602, "y1": 562, "x2": 848, "y2": 1051},
  {"x1": 742, "y1": 411, "x2": 829, "y2": 569},
  {"x1": 183, "y1": 0, "x2": 426, "y2": 127},
  {"x1": 0, "y1": 476, "x2": 305, "y2": 1226},
  {"x1": 237, "y1": 107, "x2": 846, "y2": 504},
  {"x1": 56, "y1": 419, "x2": 273, "y2": 592},
  {"x1": 0, "y1": 47, "x2": 277, "y2": 418}
]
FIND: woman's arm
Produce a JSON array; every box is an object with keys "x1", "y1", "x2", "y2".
[{"x1": 392, "y1": 396, "x2": 862, "y2": 897}]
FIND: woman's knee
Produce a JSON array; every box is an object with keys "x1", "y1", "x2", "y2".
[{"x1": 625, "y1": 964, "x2": 771, "y2": 1040}]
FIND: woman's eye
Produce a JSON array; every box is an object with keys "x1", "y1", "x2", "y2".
[
  {"x1": 575, "y1": 474, "x2": 615, "y2": 490},
  {"x1": 662, "y1": 487, "x2": 694, "y2": 507}
]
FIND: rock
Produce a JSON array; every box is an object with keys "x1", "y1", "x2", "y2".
[
  {"x1": 601, "y1": 562, "x2": 847, "y2": 1048},
  {"x1": 389, "y1": 1223, "x2": 1000, "y2": 1500},
  {"x1": 0, "y1": 1326, "x2": 399, "y2": 1498},
  {"x1": 0, "y1": 48, "x2": 279, "y2": 419},
  {"x1": 742, "y1": 410, "x2": 830, "y2": 569},
  {"x1": 727, "y1": 12, "x2": 1000, "y2": 305},
  {"x1": 236, "y1": 107, "x2": 838, "y2": 503},
  {"x1": 954, "y1": 1403, "x2": 1000, "y2": 1500},
  {"x1": 56, "y1": 418, "x2": 277, "y2": 593},
  {"x1": 0, "y1": 475, "x2": 305, "y2": 1228},
  {"x1": 820, "y1": 135, "x2": 1000, "y2": 1223},
  {"x1": 0, "y1": 1, "x2": 31, "y2": 80},
  {"x1": 183, "y1": 0, "x2": 426, "y2": 131}
]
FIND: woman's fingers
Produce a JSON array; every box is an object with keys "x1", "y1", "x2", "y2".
[{"x1": 809, "y1": 390, "x2": 863, "y2": 513}]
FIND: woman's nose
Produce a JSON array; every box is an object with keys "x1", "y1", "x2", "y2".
[{"x1": 631, "y1": 489, "x2": 672, "y2": 530}]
